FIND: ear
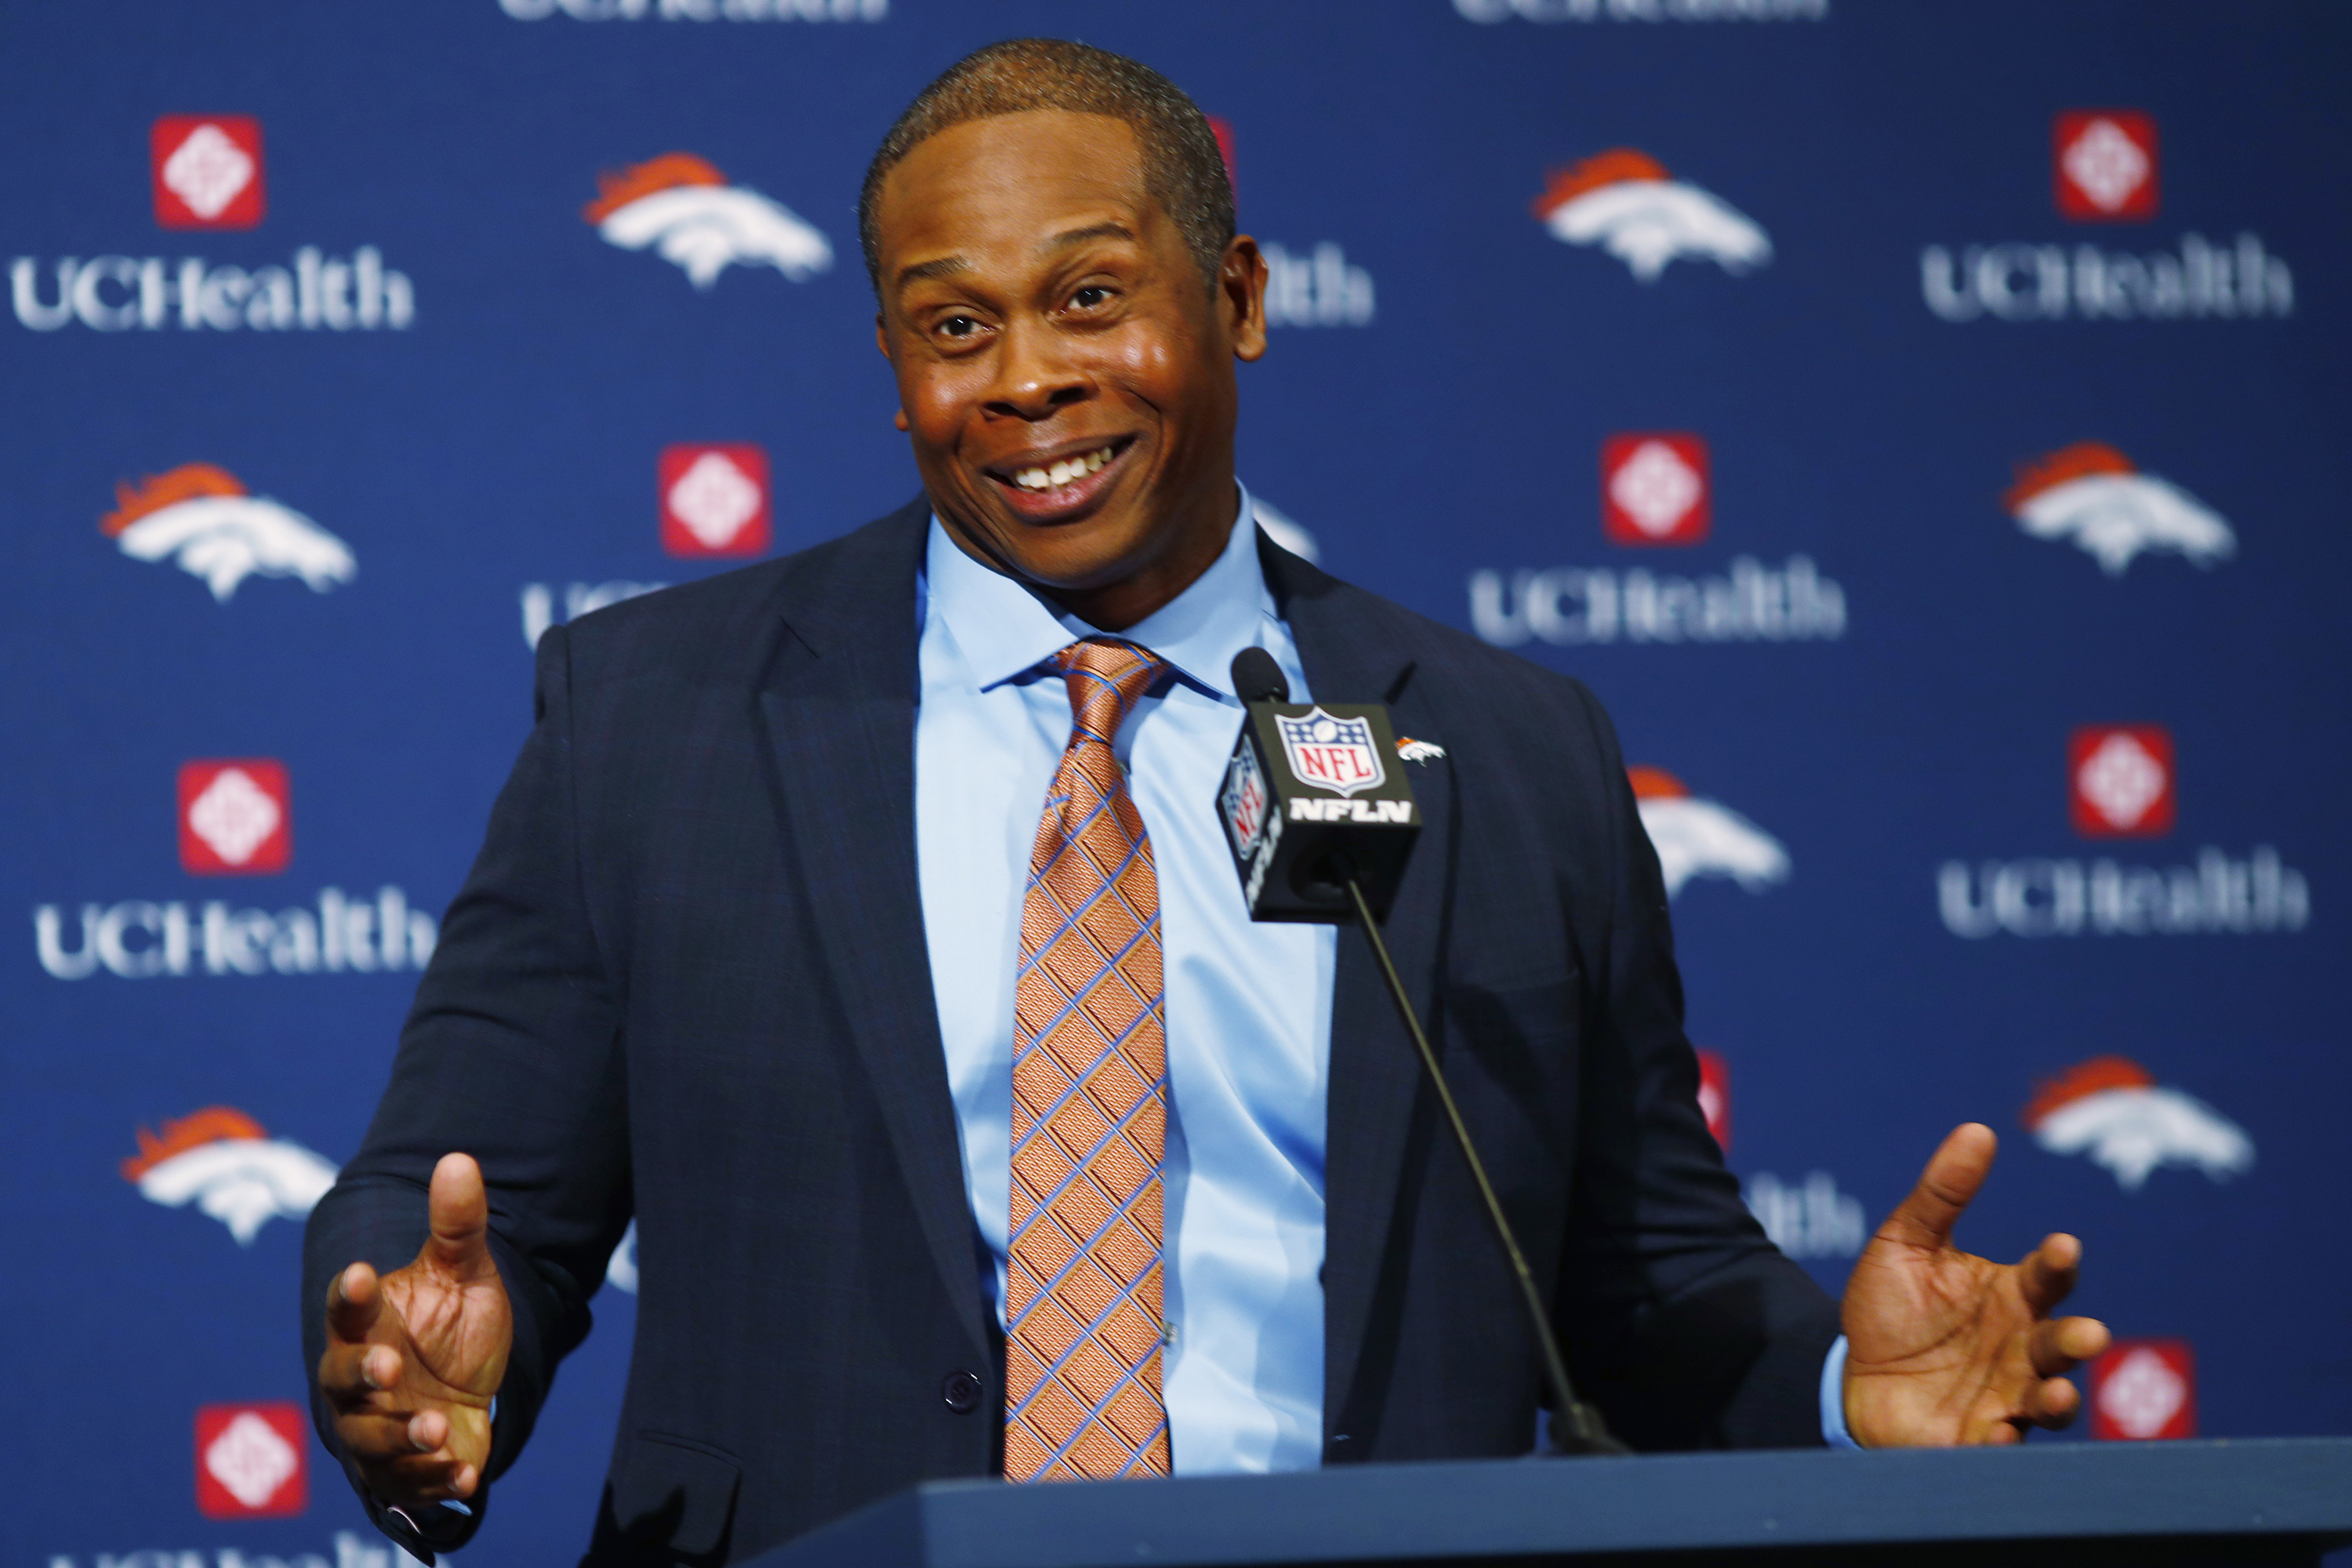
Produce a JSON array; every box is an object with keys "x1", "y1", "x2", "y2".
[{"x1": 1221, "y1": 237, "x2": 1269, "y2": 364}]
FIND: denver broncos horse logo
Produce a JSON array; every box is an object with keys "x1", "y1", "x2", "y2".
[
  {"x1": 1534, "y1": 150, "x2": 1772, "y2": 283},
  {"x1": 586, "y1": 152, "x2": 833, "y2": 289},
  {"x1": 102, "y1": 464, "x2": 355, "y2": 602},
  {"x1": 123, "y1": 1106, "x2": 338, "y2": 1245}
]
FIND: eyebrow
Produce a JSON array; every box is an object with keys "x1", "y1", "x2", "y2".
[
  {"x1": 892, "y1": 223, "x2": 1138, "y2": 294},
  {"x1": 1047, "y1": 221, "x2": 1134, "y2": 249},
  {"x1": 895, "y1": 255, "x2": 970, "y2": 291}
]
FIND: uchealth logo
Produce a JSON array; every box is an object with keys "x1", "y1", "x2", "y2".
[
  {"x1": 152, "y1": 117, "x2": 266, "y2": 230},
  {"x1": 1744, "y1": 1171, "x2": 1864, "y2": 1260},
  {"x1": 102, "y1": 463, "x2": 357, "y2": 601},
  {"x1": 1922, "y1": 114, "x2": 2287, "y2": 322},
  {"x1": 1630, "y1": 767, "x2": 1789, "y2": 898},
  {"x1": 1603, "y1": 434, "x2": 1709, "y2": 545},
  {"x1": 34, "y1": 885, "x2": 438, "y2": 979},
  {"x1": 2055, "y1": 111, "x2": 2158, "y2": 223},
  {"x1": 2070, "y1": 726, "x2": 2175, "y2": 839},
  {"x1": 196, "y1": 1402, "x2": 307, "y2": 1516},
  {"x1": 2005, "y1": 443, "x2": 2234, "y2": 576},
  {"x1": 2024, "y1": 1057, "x2": 2252, "y2": 1192},
  {"x1": 662, "y1": 443, "x2": 771, "y2": 556},
  {"x1": 14, "y1": 116, "x2": 412, "y2": 332},
  {"x1": 2090, "y1": 1340, "x2": 2196, "y2": 1441},
  {"x1": 180, "y1": 760, "x2": 292, "y2": 874},
  {"x1": 124, "y1": 1107, "x2": 338, "y2": 1244},
  {"x1": 587, "y1": 153, "x2": 831, "y2": 289},
  {"x1": 1938, "y1": 728, "x2": 2306, "y2": 938},
  {"x1": 1940, "y1": 845, "x2": 2307, "y2": 938},
  {"x1": 1694, "y1": 1048, "x2": 1730, "y2": 1150},
  {"x1": 1534, "y1": 150, "x2": 1769, "y2": 283},
  {"x1": 1261, "y1": 242, "x2": 1375, "y2": 328},
  {"x1": 1472, "y1": 557, "x2": 1843, "y2": 646},
  {"x1": 13, "y1": 244, "x2": 415, "y2": 332}
]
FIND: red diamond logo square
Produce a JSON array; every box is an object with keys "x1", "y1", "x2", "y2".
[
  {"x1": 2069, "y1": 725, "x2": 2175, "y2": 838},
  {"x1": 195, "y1": 1402, "x2": 308, "y2": 1517},
  {"x1": 2090, "y1": 1340, "x2": 2194, "y2": 1441},
  {"x1": 2054, "y1": 111, "x2": 2158, "y2": 222},
  {"x1": 1602, "y1": 434, "x2": 1710, "y2": 546},
  {"x1": 660, "y1": 443, "x2": 771, "y2": 557},
  {"x1": 152, "y1": 116, "x2": 266, "y2": 230},
  {"x1": 1694, "y1": 1048, "x2": 1730, "y2": 1152},
  {"x1": 179, "y1": 760, "x2": 292, "y2": 875}
]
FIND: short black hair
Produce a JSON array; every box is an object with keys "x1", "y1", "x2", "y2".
[{"x1": 859, "y1": 38, "x2": 1235, "y2": 296}]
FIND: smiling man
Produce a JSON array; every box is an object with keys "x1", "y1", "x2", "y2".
[{"x1": 305, "y1": 39, "x2": 2108, "y2": 1564}]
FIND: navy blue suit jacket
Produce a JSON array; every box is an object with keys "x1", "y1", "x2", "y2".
[{"x1": 303, "y1": 497, "x2": 1840, "y2": 1565}]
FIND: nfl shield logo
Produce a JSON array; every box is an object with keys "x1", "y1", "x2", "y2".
[{"x1": 1278, "y1": 707, "x2": 1386, "y2": 797}]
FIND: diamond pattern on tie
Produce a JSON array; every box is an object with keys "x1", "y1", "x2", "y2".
[{"x1": 1004, "y1": 637, "x2": 1174, "y2": 1483}]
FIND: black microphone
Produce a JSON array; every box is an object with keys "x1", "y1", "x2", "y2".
[
  {"x1": 1216, "y1": 648, "x2": 1420, "y2": 923},
  {"x1": 1215, "y1": 649, "x2": 1627, "y2": 1458}
]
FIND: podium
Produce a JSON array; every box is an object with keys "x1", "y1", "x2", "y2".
[{"x1": 751, "y1": 1438, "x2": 2352, "y2": 1567}]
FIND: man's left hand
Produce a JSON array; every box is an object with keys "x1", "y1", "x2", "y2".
[{"x1": 1841, "y1": 1122, "x2": 2111, "y2": 1447}]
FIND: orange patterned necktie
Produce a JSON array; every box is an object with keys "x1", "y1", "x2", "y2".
[{"x1": 1004, "y1": 637, "x2": 1174, "y2": 1483}]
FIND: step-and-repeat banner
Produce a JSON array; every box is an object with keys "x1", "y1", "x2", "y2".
[{"x1": 5, "y1": 1, "x2": 2346, "y2": 1562}]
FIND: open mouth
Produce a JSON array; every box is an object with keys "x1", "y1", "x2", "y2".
[{"x1": 983, "y1": 436, "x2": 1136, "y2": 517}]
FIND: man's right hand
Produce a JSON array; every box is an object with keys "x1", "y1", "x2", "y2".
[{"x1": 318, "y1": 1152, "x2": 513, "y2": 1508}]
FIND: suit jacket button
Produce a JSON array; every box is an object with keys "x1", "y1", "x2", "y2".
[{"x1": 942, "y1": 1370, "x2": 984, "y2": 1414}]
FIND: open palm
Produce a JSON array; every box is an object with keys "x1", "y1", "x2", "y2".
[
  {"x1": 1841, "y1": 1123, "x2": 2111, "y2": 1447},
  {"x1": 319, "y1": 1153, "x2": 513, "y2": 1506}
]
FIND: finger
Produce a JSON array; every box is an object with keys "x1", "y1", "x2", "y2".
[
  {"x1": 318, "y1": 1341, "x2": 403, "y2": 1404},
  {"x1": 423, "y1": 1152, "x2": 493, "y2": 1277},
  {"x1": 2025, "y1": 1374, "x2": 2082, "y2": 1430},
  {"x1": 408, "y1": 1409, "x2": 450, "y2": 1453},
  {"x1": 325, "y1": 1261, "x2": 382, "y2": 1344},
  {"x1": 336, "y1": 1408, "x2": 430, "y2": 1461},
  {"x1": 1878, "y1": 1123, "x2": 1997, "y2": 1251},
  {"x1": 372, "y1": 1448, "x2": 468, "y2": 1502},
  {"x1": 2027, "y1": 1316, "x2": 2111, "y2": 1379},
  {"x1": 376, "y1": 1450, "x2": 480, "y2": 1504},
  {"x1": 2017, "y1": 1233, "x2": 2082, "y2": 1316}
]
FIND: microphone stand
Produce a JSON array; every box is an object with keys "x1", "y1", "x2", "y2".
[{"x1": 1343, "y1": 876, "x2": 1628, "y2": 1458}]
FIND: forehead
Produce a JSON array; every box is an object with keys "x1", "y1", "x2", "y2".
[{"x1": 876, "y1": 110, "x2": 1166, "y2": 273}]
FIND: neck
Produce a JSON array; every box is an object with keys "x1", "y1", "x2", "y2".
[{"x1": 944, "y1": 477, "x2": 1240, "y2": 633}]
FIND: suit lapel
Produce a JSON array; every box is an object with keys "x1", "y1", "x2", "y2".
[
  {"x1": 757, "y1": 502, "x2": 992, "y2": 1362},
  {"x1": 1261, "y1": 540, "x2": 1456, "y2": 1452}
]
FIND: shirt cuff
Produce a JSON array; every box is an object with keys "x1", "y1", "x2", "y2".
[{"x1": 1820, "y1": 1334, "x2": 1861, "y2": 1450}]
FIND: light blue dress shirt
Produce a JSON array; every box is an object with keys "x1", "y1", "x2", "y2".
[{"x1": 910, "y1": 487, "x2": 1853, "y2": 1471}]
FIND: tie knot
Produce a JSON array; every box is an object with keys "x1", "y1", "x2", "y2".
[{"x1": 1051, "y1": 637, "x2": 1166, "y2": 748}]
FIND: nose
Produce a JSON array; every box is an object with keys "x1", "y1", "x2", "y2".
[{"x1": 982, "y1": 318, "x2": 1091, "y2": 421}]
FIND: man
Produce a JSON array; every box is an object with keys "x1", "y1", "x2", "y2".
[{"x1": 306, "y1": 39, "x2": 2109, "y2": 1564}]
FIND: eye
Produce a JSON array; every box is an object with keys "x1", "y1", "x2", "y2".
[
  {"x1": 937, "y1": 314, "x2": 981, "y2": 339},
  {"x1": 1069, "y1": 285, "x2": 1112, "y2": 310}
]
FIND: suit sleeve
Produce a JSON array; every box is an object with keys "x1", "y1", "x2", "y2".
[
  {"x1": 301, "y1": 622, "x2": 633, "y2": 1547},
  {"x1": 1548, "y1": 680, "x2": 1842, "y2": 1450}
]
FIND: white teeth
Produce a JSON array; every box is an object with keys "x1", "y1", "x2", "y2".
[{"x1": 1010, "y1": 446, "x2": 1115, "y2": 492}]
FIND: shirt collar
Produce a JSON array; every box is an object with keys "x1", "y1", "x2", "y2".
[{"x1": 924, "y1": 481, "x2": 1272, "y2": 702}]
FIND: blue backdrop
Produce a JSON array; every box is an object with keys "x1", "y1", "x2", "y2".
[{"x1": 5, "y1": 1, "x2": 2347, "y2": 1562}]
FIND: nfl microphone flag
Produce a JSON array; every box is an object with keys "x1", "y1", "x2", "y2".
[{"x1": 1218, "y1": 695, "x2": 1419, "y2": 923}]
